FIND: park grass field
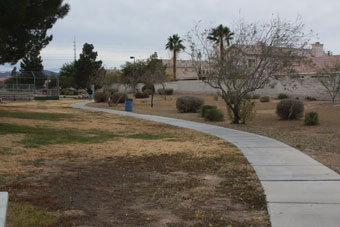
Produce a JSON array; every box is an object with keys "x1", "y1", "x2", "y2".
[
  {"x1": 91, "y1": 94, "x2": 340, "y2": 174},
  {"x1": 0, "y1": 100, "x2": 269, "y2": 226}
]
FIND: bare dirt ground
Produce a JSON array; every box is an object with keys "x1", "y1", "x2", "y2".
[
  {"x1": 89, "y1": 94, "x2": 340, "y2": 174},
  {"x1": 0, "y1": 100, "x2": 269, "y2": 226}
]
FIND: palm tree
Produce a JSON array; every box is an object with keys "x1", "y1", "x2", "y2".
[
  {"x1": 207, "y1": 24, "x2": 234, "y2": 61},
  {"x1": 165, "y1": 34, "x2": 185, "y2": 80}
]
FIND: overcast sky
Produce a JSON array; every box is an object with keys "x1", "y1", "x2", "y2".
[{"x1": 2, "y1": 0, "x2": 340, "y2": 72}]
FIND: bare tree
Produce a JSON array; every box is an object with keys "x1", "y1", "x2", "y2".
[
  {"x1": 142, "y1": 52, "x2": 168, "y2": 107},
  {"x1": 318, "y1": 61, "x2": 340, "y2": 104},
  {"x1": 186, "y1": 17, "x2": 311, "y2": 124}
]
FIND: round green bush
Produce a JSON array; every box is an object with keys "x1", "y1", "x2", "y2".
[
  {"x1": 176, "y1": 96, "x2": 204, "y2": 113},
  {"x1": 110, "y1": 92, "x2": 127, "y2": 104},
  {"x1": 304, "y1": 112, "x2": 319, "y2": 126},
  {"x1": 142, "y1": 84, "x2": 155, "y2": 94},
  {"x1": 305, "y1": 96, "x2": 317, "y2": 101},
  {"x1": 252, "y1": 94, "x2": 260, "y2": 99},
  {"x1": 158, "y1": 88, "x2": 174, "y2": 95},
  {"x1": 135, "y1": 91, "x2": 149, "y2": 99},
  {"x1": 94, "y1": 92, "x2": 108, "y2": 103},
  {"x1": 276, "y1": 99, "x2": 304, "y2": 120},
  {"x1": 204, "y1": 108, "x2": 224, "y2": 122},
  {"x1": 260, "y1": 96, "x2": 270, "y2": 102},
  {"x1": 278, "y1": 93, "x2": 288, "y2": 99},
  {"x1": 200, "y1": 105, "x2": 217, "y2": 117}
]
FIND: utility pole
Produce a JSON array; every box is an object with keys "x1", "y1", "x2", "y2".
[{"x1": 73, "y1": 36, "x2": 77, "y2": 61}]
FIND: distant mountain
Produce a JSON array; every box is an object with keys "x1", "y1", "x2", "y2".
[
  {"x1": 0, "y1": 70, "x2": 58, "y2": 78},
  {"x1": 0, "y1": 72, "x2": 10, "y2": 78},
  {"x1": 44, "y1": 70, "x2": 58, "y2": 76}
]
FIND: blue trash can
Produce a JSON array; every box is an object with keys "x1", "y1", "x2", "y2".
[{"x1": 125, "y1": 98, "x2": 133, "y2": 111}]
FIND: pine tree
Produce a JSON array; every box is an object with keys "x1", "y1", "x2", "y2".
[
  {"x1": 20, "y1": 52, "x2": 46, "y2": 88},
  {"x1": 0, "y1": 0, "x2": 69, "y2": 64},
  {"x1": 74, "y1": 43, "x2": 102, "y2": 89}
]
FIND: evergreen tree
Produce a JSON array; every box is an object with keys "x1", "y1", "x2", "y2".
[
  {"x1": 0, "y1": 0, "x2": 69, "y2": 64},
  {"x1": 74, "y1": 43, "x2": 102, "y2": 89},
  {"x1": 19, "y1": 51, "x2": 46, "y2": 88},
  {"x1": 59, "y1": 62, "x2": 76, "y2": 88}
]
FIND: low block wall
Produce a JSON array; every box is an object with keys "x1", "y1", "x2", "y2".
[{"x1": 111, "y1": 78, "x2": 335, "y2": 101}]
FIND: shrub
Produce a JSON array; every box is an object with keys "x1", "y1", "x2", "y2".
[
  {"x1": 176, "y1": 96, "x2": 204, "y2": 113},
  {"x1": 252, "y1": 94, "x2": 260, "y2": 99},
  {"x1": 304, "y1": 112, "x2": 319, "y2": 126},
  {"x1": 226, "y1": 98, "x2": 256, "y2": 124},
  {"x1": 142, "y1": 84, "x2": 155, "y2": 94},
  {"x1": 260, "y1": 96, "x2": 270, "y2": 102},
  {"x1": 204, "y1": 108, "x2": 224, "y2": 121},
  {"x1": 158, "y1": 88, "x2": 174, "y2": 95},
  {"x1": 244, "y1": 94, "x2": 252, "y2": 100},
  {"x1": 200, "y1": 105, "x2": 217, "y2": 117},
  {"x1": 135, "y1": 91, "x2": 149, "y2": 99},
  {"x1": 239, "y1": 98, "x2": 256, "y2": 124},
  {"x1": 104, "y1": 88, "x2": 118, "y2": 95},
  {"x1": 60, "y1": 88, "x2": 78, "y2": 96},
  {"x1": 278, "y1": 93, "x2": 288, "y2": 99},
  {"x1": 94, "y1": 92, "x2": 108, "y2": 103},
  {"x1": 305, "y1": 96, "x2": 317, "y2": 101},
  {"x1": 276, "y1": 99, "x2": 304, "y2": 120},
  {"x1": 110, "y1": 92, "x2": 127, "y2": 104}
]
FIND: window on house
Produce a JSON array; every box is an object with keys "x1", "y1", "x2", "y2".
[{"x1": 248, "y1": 59, "x2": 256, "y2": 67}]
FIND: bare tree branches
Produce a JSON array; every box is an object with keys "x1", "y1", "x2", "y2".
[
  {"x1": 186, "y1": 17, "x2": 312, "y2": 123},
  {"x1": 318, "y1": 61, "x2": 340, "y2": 104}
]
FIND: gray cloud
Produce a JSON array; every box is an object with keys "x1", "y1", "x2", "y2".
[{"x1": 3, "y1": 0, "x2": 340, "y2": 72}]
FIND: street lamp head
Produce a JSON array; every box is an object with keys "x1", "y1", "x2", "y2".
[{"x1": 130, "y1": 56, "x2": 135, "y2": 59}]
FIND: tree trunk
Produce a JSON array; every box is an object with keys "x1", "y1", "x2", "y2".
[
  {"x1": 151, "y1": 94, "x2": 154, "y2": 108},
  {"x1": 173, "y1": 49, "x2": 176, "y2": 80},
  {"x1": 220, "y1": 39, "x2": 224, "y2": 62},
  {"x1": 232, "y1": 104, "x2": 240, "y2": 124}
]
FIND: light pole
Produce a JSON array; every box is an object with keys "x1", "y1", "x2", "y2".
[
  {"x1": 130, "y1": 56, "x2": 136, "y2": 94},
  {"x1": 130, "y1": 56, "x2": 135, "y2": 64}
]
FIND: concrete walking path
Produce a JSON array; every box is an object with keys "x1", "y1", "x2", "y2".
[
  {"x1": 0, "y1": 192, "x2": 8, "y2": 227},
  {"x1": 71, "y1": 101, "x2": 340, "y2": 227}
]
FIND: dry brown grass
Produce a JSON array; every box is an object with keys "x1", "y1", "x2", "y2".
[
  {"x1": 0, "y1": 100, "x2": 269, "y2": 226},
  {"x1": 90, "y1": 94, "x2": 340, "y2": 174}
]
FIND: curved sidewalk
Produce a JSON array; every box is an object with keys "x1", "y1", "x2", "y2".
[{"x1": 71, "y1": 101, "x2": 340, "y2": 227}]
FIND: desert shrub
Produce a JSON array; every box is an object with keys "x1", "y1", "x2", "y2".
[
  {"x1": 226, "y1": 98, "x2": 256, "y2": 124},
  {"x1": 305, "y1": 96, "x2": 317, "y2": 101},
  {"x1": 135, "y1": 91, "x2": 149, "y2": 99},
  {"x1": 200, "y1": 105, "x2": 217, "y2": 117},
  {"x1": 304, "y1": 112, "x2": 319, "y2": 126},
  {"x1": 204, "y1": 108, "x2": 224, "y2": 121},
  {"x1": 94, "y1": 92, "x2": 108, "y2": 103},
  {"x1": 276, "y1": 99, "x2": 304, "y2": 120},
  {"x1": 176, "y1": 96, "x2": 204, "y2": 113},
  {"x1": 158, "y1": 88, "x2": 174, "y2": 95},
  {"x1": 278, "y1": 93, "x2": 288, "y2": 99},
  {"x1": 142, "y1": 84, "x2": 155, "y2": 94},
  {"x1": 252, "y1": 94, "x2": 260, "y2": 99},
  {"x1": 104, "y1": 88, "x2": 118, "y2": 95},
  {"x1": 260, "y1": 96, "x2": 270, "y2": 102},
  {"x1": 239, "y1": 98, "x2": 256, "y2": 124},
  {"x1": 110, "y1": 92, "x2": 127, "y2": 104},
  {"x1": 60, "y1": 88, "x2": 78, "y2": 96},
  {"x1": 244, "y1": 94, "x2": 252, "y2": 100}
]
